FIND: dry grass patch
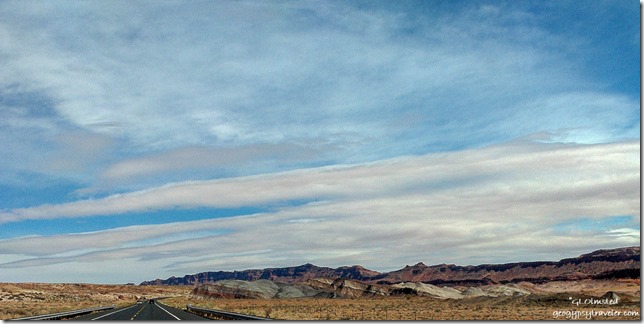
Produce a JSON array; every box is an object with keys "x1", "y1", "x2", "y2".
[
  {"x1": 164, "y1": 293, "x2": 640, "y2": 320},
  {"x1": 0, "y1": 283, "x2": 191, "y2": 320},
  {"x1": 2, "y1": 279, "x2": 638, "y2": 321}
]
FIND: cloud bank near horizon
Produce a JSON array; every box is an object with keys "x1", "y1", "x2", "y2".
[{"x1": 0, "y1": 140, "x2": 639, "y2": 283}]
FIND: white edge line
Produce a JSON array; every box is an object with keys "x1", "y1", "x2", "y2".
[
  {"x1": 155, "y1": 302, "x2": 181, "y2": 320},
  {"x1": 90, "y1": 304, "x2": 138, "y2": 320}
]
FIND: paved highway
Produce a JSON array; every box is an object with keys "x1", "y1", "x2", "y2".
[{"x1": 72, "y1": 300, "x2": 210, "y2": 321}]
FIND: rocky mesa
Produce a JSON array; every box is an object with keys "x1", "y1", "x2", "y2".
[
  {"x1": 141, "y1": 246, "x2": 639, "y2": 287},
  {"x1": 141, "y1": 263, "x2": 378, "y2": 285},
  {"x1": 370, "y1": 246, "x2": 641, "y2": 285}
]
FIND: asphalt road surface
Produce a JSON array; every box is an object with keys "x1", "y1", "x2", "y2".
[{"x1": 72, "y1": 301, "x2": 210, "y2": 321}]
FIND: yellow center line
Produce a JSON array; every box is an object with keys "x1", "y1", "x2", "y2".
[
  {"x1": 91, "y1": 304, "x2": 137, "y2": 321},
  {"x1": 131, "y1": 304, "x2": 147, "y2": 320}
]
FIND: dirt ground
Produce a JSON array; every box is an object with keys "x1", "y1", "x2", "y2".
[
  {"x1": 0, "y1": 280, "x2": 639, "y2": 321},
  {"x1": 0, "y1": 283, "x2": 191, "y2": 320},
  {"x1": 164, "y1": 279, "x2": 641, "y2": 320},
  {"x1": 163, "y1": 294, "x2": 641, "y2": 320}
]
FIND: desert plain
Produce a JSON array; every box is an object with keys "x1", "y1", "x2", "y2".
[{"x1": 0, "y1": 279, "x2": 639, "y2": 320}]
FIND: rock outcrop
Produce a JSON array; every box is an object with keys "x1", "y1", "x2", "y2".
[
  {"x1": 141, "y1": 263, "x2": 378, "y2": 286},
  {"x1": 189, "y1": 279, "x2": 534, "y2": 300},
  {"x1": 369, "y1": 247, "x2": 640, "y2": 286},
  {"x1": 141, "y1": 246, "x2": 640, "y2": 287},
  {"x1": 189, "y1": 279, "x2": 325, "y2": 299},
  {"x1": 390, "y1": 282, "x2": 464, "y2": 299}
]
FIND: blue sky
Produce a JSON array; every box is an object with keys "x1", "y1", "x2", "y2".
[{"x1": 0, "y1": 0, "x2": 639, "y2": 283}]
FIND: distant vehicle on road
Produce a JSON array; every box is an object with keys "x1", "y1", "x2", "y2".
[{"x1": 149, "y1": 299, "x2": 155, "y2": 304}]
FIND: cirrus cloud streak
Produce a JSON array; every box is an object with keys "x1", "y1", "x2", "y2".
[{"x1": 0, "y1": 140, "x2": 638, "y2": 282}]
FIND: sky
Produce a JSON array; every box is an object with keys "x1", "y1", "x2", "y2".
[{"x1": 0, "y1": 0, "x2": 640, "y2": 284}]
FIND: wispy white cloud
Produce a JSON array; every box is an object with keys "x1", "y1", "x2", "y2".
[
  {"x1": 93, "y1": 142, "x2": 336, "y2": 190},
  {"x1": 0, "y1": 141, "x2": 638, "y2": 282},
  {"x1": 0, "y1": 1, "x2": 638, "y2": 283},
  {"x1": 1, "y1": 140, "x2": 638, "y2": 224},
  {"x1": 0, "y1": 1, "x2": 638, "y2": 192},
  {"x1": 0, "y1": 143, "x2": 639, "y2": 222}
]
